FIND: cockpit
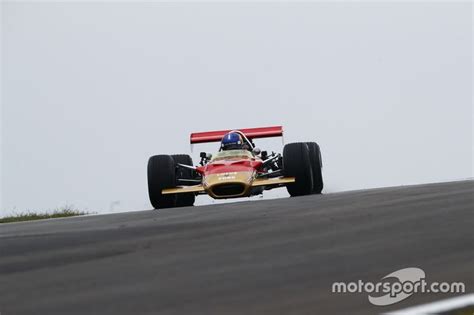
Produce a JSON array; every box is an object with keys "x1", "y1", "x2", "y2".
[{"x1": 211, "y1": 149, "x2": 254, "y2": 162}]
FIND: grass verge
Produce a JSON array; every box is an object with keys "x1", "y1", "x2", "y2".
[{"x1": 0, "y1": 206, "x2": 88, "y2": 223}]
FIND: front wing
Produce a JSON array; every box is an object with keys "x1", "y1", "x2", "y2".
[{"x1": 162, "y1": 176, "x2": 295, "y2": 195}]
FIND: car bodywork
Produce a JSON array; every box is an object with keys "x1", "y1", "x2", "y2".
[{"x1": 162, "y1": 126, "x2": 295, "y2": 199}]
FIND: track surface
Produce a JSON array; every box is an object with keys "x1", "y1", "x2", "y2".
[{"x1": 0, "y1": 181, "x2": 473, "y2": 314}]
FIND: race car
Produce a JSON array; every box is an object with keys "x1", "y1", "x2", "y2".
[{"x1": 147, "y1": 126, "x2": 323, "y2": 209}]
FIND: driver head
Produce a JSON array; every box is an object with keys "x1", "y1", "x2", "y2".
[{"x1": 221, "y1": 132, "x2": 243, "y2": 150}]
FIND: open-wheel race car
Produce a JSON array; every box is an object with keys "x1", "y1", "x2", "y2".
[{"x1": 147, "y1": 126, "x2": 323, "y2": 209}]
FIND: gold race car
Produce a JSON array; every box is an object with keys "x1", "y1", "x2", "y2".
[{"x1": 147, "y1": 126, "x2": 323, "y2": 209}]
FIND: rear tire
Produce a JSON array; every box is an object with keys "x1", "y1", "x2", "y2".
[
  {"x1": 283, "y1": 143, "x2": 314, "y2": 196},
  {"x1": 147, "y1": 155, "x2": 177, "y2": 209},
  {"x1": 306, "y1": 142, "x2": 323, "y2": 194},
  {"x1": 171, "y1": 154, "x2": 196, "y2": 207}
]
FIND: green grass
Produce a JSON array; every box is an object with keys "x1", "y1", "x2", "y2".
[{"x1": 0, "y1": 205, "x2": 89, "y2": 223}]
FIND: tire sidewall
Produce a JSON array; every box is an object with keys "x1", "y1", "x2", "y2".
[
  {"x1": 283, "y1": 143, "x2": 314, "y2": 196},
  {"x1": 147, "y1": 155, "x2": 177, "y2": 209}
]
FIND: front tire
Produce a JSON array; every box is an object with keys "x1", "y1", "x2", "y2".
[
  {"x1": 283, "y1": 143, "x2": 314, "y2": 196},
  {"x1": 171, "y1": 154, "x2": 196, "y2": 207},
  {"x1": 306, "y1": 142, "x2": 323, "y2": 194},
  {"x1": 147, "y1": 155, "x2": 177, "y2": 209}
]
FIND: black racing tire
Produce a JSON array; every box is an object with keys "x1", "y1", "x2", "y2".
[
  {"x1": 147, "y1": 155, "x2": 177, "y2": 209},
  {"x1": 306, "y1": 142, "x2": 324, "y2": 194},
  {"x1": 283, "y1": 142, "x2": 314, "y2": 196},
  {"x1": 171, "y1": 154, "x2": 196, "y2": 207}
]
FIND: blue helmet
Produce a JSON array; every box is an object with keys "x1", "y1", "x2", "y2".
[{"x1": 221, "y1": 132, "x2": 243, "y2": 150}]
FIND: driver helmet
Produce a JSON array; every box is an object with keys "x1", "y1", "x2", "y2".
[{"x1": 221, "y1": 132, "x2": 243, "y2": 150}]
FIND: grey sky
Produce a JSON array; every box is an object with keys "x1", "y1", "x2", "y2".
[{"x1": 1, "y1": 2, "x2": 472, "y2": 216}]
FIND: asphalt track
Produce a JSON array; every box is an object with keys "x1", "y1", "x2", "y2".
[{"x1": 0, "y1": 180, "x2": 472, "y2": 315}]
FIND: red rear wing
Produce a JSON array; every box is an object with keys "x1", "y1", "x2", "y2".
[{"x1": 190, "y1": 126, "x2": 283, "y2": 144}]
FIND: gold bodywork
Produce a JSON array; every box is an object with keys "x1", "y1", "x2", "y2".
[
  {"x1": 203, "y1": 171, "x2": 254, "y2": 199},
  {"x1": 162, "y1": 172, "x2": 295, "y2": 199}
]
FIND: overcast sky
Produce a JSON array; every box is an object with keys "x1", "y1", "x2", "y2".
[{"x1": 1, "y1": 2, "x2": 472, "y2": 216}]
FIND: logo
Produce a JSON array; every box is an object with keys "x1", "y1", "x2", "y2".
[
  {"x1": 368, "y1": 268, "x2": 425, "y2": 305},
  {"x1": 217, "y1": 172, "x2": 236, "y2": 180},
  {"x1": 331, "y1": 267, "x2": 466, "y2": 306}
]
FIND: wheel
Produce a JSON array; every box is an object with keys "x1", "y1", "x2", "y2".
[
  {"x1": 283, "y1": 142, "x2": 314, "y2": 196},
  {"x1": 306, "y1": 142, "x2": 323, "y2": 194},
  {"x1": 171, "y1": 154, "x2": 196, "y2": 207},
  {"x1": 147, "y1": 155, "x2": 177, "y2": 209}
]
